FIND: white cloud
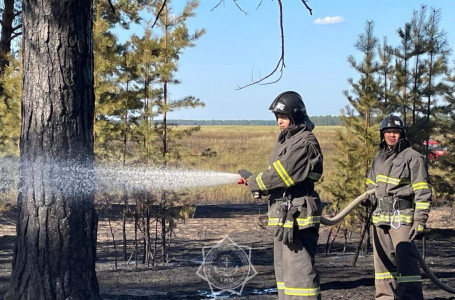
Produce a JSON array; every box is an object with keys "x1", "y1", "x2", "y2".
[{"x1": 314, "y1": 16, "x2": 345, "y2": 25}]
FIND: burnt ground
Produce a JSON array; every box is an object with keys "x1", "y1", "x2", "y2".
[{"x1": 0, "y1": 204, "x2": 454, "y2": 300}]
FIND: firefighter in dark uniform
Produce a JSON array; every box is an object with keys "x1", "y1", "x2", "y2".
[
  {"x1": 364, "y1": 114, "x2": 431, "y2": 299},
  {"x1": 239, "y1": 91, "x2": 323, "y2": 300}
]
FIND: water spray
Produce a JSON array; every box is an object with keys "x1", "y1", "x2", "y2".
[{"x1": 0, "y1": 157, "x2": 241, "y2": 196}]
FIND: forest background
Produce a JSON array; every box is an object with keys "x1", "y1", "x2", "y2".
[{"x1": 0, "y1": 0, "x2": 455, "y2": 268}]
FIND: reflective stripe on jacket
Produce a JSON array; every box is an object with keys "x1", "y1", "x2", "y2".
[{"x1": 366, "y1": 145, "x2": 431, "y2": 226}]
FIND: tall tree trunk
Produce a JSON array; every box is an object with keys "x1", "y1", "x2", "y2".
[
  {"x1": 146, "y1": 196, "x2": 151, "y2": 266},
  {"x1": 5, "y1": 0, "x2": 99, "y2": 299},
  {"x1": 134, "y1": 201, "x2": 138, "y2": 269},
  {"x1": 122, "y1": 193, "x2": 128, "y2": 261},
  {"x1": 352, "y1": 207, "x2": 374, "y2": 266},
  {"x1": 0, "y1": 0, "x2": 17, "y2": 72}
]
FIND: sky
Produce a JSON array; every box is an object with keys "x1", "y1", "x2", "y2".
[{"x1": 136, "y1": 0, "x2": 455, "y2": 120}]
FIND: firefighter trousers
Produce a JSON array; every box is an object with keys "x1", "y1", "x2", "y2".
[
  {"x1": 274, "y1": 227, "x2": 320, "y2": 300},
  {"x1": 372, "y1": 224, "x2": 423, "y2": 300}
]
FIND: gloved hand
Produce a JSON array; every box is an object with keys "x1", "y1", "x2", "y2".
[
  {"x1": 361, "y1": 193, "x2": 377, "y2": 207},
  {"x1": 409, "y1": 221, "x2": 425, "y2": 241},
  {"x1": 238, "y1": 169, "x2": 253, "y2": 185},
  {"x1": 251, "y1": 191, "x2": 262, "y2": 199},
  {"x1": 274, "y1": 204, "x2": 288, "y2": 241},
  {"x1": 282, "y1": 206, "x2": 299, "y2": 245}
]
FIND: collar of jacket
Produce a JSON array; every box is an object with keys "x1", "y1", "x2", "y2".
[
  {"x1": 379, "y1": 138, "x2": 410, "y2": 155},
  {"x1": 277, "y1": 123, "x2": 309, "y2": 143}
]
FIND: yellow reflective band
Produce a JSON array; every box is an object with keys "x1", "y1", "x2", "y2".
[
  {"x1": 366, "y1": 178, "x2": 376, "y2": 185},
  {"x1": 412, "y1": 182, "x2": 429, "y2": 191},
  {"x1": 375, "y1": 271, "x2": 397, "y2": 280},
  {"x1": 283, "y1": 216, "x2": 321, "y2": 228},
  {"x1": 417, "y1": 224, "x2": 424, "y2": 232},
  {"x1": 308, "y1": 171, "x2": 321, "y2": 181},
  {"x1": 284, "y1": 287, "x2": 320, "y2": 296},
  {"x1": 415, "y1": 202, "x2": 430, "y2": 210},
  {"x1": 372, "y1": 214, "x2": 413, "y2": 223},
  {"x1": 376, "y1": 175, "x2": 389, "y2": 183},
  {"x1": 296, "y1": 216, "x2": 321, "y2": 227},
  {"x1": 376, "y1": 175, "x2": 410, "y2": 185},
  {"x1": 397, "y1": 275, "x2": 422, "y2": 283},
  {"x1": 283, "y1": 220, "x2": 294, "y2": 228},
  {"x1": 267, "y1": 217, "x2": 283, "y2": 226},
  {"x1": 256, "y1": 172, "x2": 267, "y2": 191},
  {"x1": 273, "y1": 160, "x2": 295, "y2": 187},
  {"x1": 277, "y1": 282, "x2": 285, "y2": 290}
]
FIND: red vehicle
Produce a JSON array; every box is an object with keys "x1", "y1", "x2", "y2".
[{"x1": 424, "y1": 140, "x2": 449, "y2": 161}]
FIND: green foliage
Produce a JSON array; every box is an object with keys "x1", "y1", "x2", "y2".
[
  {"x1": 94, "y1": 1, "x2": 144, "y2": 163},
  {"x1": 0, "y1": 53, "x2": 20, "y2": 156}
]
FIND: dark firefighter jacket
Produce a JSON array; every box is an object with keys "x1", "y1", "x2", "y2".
[
  {"x1": 366, "y1": 139, "x2": 432, "y2": 227},
  {"x1": 247, "y1": 122, "x2": 323, "y2": 230}
]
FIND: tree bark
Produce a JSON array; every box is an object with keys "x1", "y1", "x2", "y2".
[{"x1": 5, "y1": 0, "x2": 99, "y2": 299}]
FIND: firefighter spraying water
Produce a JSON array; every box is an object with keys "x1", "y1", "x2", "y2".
[{"x1": 239, "y1": 91, "x2": 324, "y2": 300}]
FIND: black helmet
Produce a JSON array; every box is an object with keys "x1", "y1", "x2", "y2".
[
  {"x1": 269, "y1": 91, "x2": 308, "y2": 125},
  {"x1": 380, "y1": 114, "x2": 406, "y2": 140}
]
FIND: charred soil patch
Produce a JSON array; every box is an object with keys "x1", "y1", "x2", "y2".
[{"x1": 0, "y1": 205, "x2": 454, "y2": 299}]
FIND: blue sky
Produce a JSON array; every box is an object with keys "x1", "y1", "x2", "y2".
[{"x1": 144, "y1": 0, "x2": 455, "y2": 120}]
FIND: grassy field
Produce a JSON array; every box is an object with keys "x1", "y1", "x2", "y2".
[{"x1": 178, "y1": 125, "x2": 342, "y2": 203}]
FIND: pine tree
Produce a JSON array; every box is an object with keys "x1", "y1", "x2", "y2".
[
  {"x1": 325, "y1": 21, "x2": 381, "y2": 252},
  {"x1": 131, "y1": 0, "x2": 206, "y2": 263},
  {"x1": 129, "y1": 26, "x2": 161, "y2": 165},
  {"x1": 0, "y1": 53, "x2": 20, "y2": 156},
  {"x1": 420, "y1": 7, "x2": 450, "y2": 151}
]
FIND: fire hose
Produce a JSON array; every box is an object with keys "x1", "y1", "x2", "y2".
[{"x1": 320, "y1": 190, "x2": 455, "y2": 294}]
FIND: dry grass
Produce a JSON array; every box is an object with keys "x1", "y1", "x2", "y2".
[
  {"x1": 177, "y1": 125, "x2": 343, "y2": 203},
  {"x1": 427, "y1": 206, "x2": 455, "y2": 229}
]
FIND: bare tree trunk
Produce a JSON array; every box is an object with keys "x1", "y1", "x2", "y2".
[
  {"x1": 161, "y1": 193, "x2": 167, "y2": 262},
  {"x1": 142, "y1": 216, "x2": 146, "y2": 264},
  {"x1": 107, "y1": 213, "x2": 118, "y2": 270},
  {"x1": 327, "y1": 224, "x2": 341, "y2": 255},
  {"x1": 352, "y1": 208, "x2": 374, "y2": 266},
  {"x1": 325, "y1": 228, "x2": 333, "y2": 256},
  {"x1": 161, "y1": 216, "x2": 166, "y2": 262},
  {"x1": 122, "y1": 193, "x2": 128, "y2": 261},
  {"x1": 104, "y1": 194, "x2": 118, "y2": 270},
  {"x1": 5, "y1": 0, "x2": 99, "y2": 298},
  {"x1": 342, "y1": 228, "x2": 347, "y2": 253},
  {"x1": 153, "y1": 218, "x2": 158, "y2": 266},
  {"x1": 146, "y1": 196, "x2": 151, "y2": 266},
  {"x1": 134, "y1": 203, "x2": 138, "y2": 269}
]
